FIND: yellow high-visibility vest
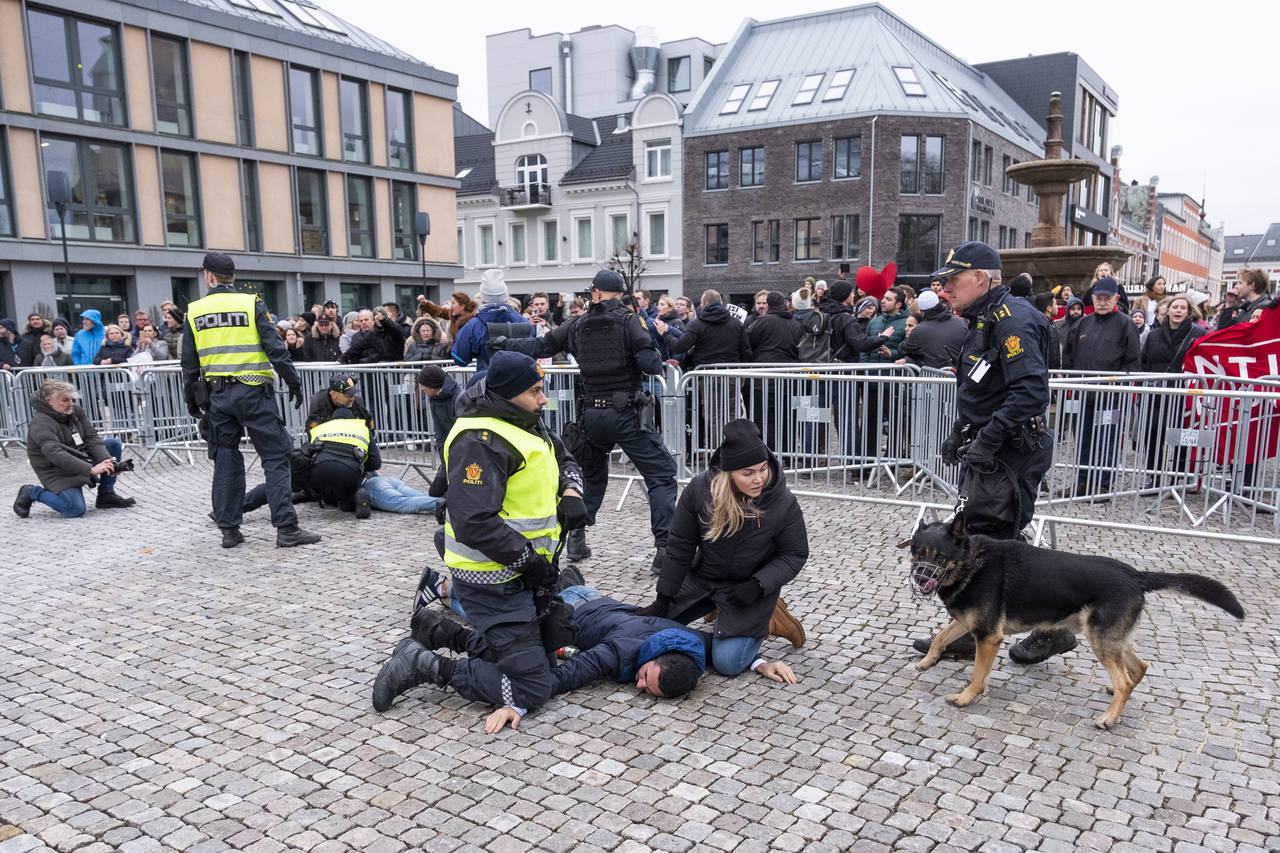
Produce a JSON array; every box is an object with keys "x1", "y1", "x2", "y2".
[
  {"x1": 187, "y1": 291, "x2": 272, "y2": 384},
  {"x1": 308, "y1": 418, "x2": 371, "y2": 455},
  {"x1": 442, "y1": 416, "x2": 560, "y2": 573}
]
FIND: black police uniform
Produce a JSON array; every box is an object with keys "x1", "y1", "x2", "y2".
[
  {"x1": 503, "y1": 294, "x2": 677, "y2": 556},
  {"x1": 245, "y1": 416, "x2": 382, "y2": 513},
  {"x1": 955, "y1": 283, "x2": 1054, "y2": 532},
  {"x1": 181, "y1": 285, "x2": 308, "y2": 539}
]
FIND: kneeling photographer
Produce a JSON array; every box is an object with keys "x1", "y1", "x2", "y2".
[{"x1": 14, "y1": 380, "x2": 137, "y2": 519}]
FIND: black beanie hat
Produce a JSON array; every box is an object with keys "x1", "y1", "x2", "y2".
[
  {"x1": 829, "y1": 282, "x2": 854, "y2": 304},
  {"x1": 486, "y1": 351, "x2": 543, "y2": 400},
  {"x1": 417, "y1": 364, "x2": 446, "y2": 390},
  {"x1": 300, "y1": 311, "x2": 317, "y2": 325},
  {"x1": 717, "y1": 418, "x2": 769, "y2": 471}
]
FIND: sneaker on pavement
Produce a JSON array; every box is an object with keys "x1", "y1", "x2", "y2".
[
  {"x1": 354, "y1": 487, "x2": 371, "y2": 519},
  {"x1": 13, "y1": 485, "x2": 33, "y2": 518},
  {"x1": 221, "y1": 526, "x2": 245, "y2": 549},
  {"x1": 276, "y1": 526, "x2": 321, "y2": 547}
]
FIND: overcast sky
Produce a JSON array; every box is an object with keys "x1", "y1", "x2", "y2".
[{"x1": 324, "y1": 0, "x2": 1279, "y2": 237}]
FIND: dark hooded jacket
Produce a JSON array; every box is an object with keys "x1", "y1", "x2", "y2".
[
  {"x1": 17, "y1": 321, "x2": 49, "y2": 367},
  {"x1": 340, "y1": 317, "x2": 407, "y2": 364},
  {"x1": 1062, "y1": 307, "x2": 1141, "y2": 372},
  {"x1": 306, "y1": 388, "x2": 375, "y2": 433},
  {"x1": 94, "y1": 337, "x2": 132, "y2": 365},
  {"x1": 746, "y1": 308, "x2": 801, "y2": 362},
  {"x1": 900, "y1": 303, "x2": 967, "y2": 369},
  {"x1": 427, "y1": 372, "x2": 461, "y2": 459},
  {"x1": 1141, "y1": 318, "x2": 1207, "y2": 373},
  {"x1": 0, "y1": 320, "x2": 19, "y2": 369},
  {"x1": 71, "y1": 310, "x2": 105, "y2": 365},
  {"x1": 304, "y1": 329, "x2": 342, "y2": 362},
  {"x1": 656, "y1": 452, "x2": 808, "y2": 639},
  {"x1": 664, "y1": 302, "x2": 751, "y2": 368},
  {"x1": 445, "y1": 381, "x2": 584, "y2": 569},
  {"x1": 26, "y1": 393, "x2": 110, "y2": 492},
  {"x1": 819, "y1": 300, "x2": 880, "y2": 362}
]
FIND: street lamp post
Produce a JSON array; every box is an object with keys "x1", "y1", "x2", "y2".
[
  {"x1": 415, "y1": 212, "x2": 430, "y2": 299},
  {"x1": 47, "y1": 170, "x2": 73, "y2": 298}
]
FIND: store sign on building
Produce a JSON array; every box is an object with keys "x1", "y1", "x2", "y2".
[{"x1": 972, "y1": 192, "x2": 995, "y2": 215}]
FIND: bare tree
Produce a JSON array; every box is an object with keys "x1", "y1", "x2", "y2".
[{"x1": 607, "y1": 239, "x2": 647, "y2": 293}]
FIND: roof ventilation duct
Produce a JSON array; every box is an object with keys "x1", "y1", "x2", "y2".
[{"x1": 629, "y1": 26, "x2": 659, "y2": 100}]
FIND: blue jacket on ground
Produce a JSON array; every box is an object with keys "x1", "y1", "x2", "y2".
[
  {"x1": 451, "y1": 304, "x2": 531, "y2": 371},
  {"x1": 71, "y1": 310, "x2": 104, "y2": 365}
]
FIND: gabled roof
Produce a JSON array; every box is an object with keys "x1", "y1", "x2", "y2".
[
  {"x1": 566, "y1": 114, "x2": 600, "y2": 146},
  {"x1": 453, "y1": 105, "x2": 490, "y2": 137},
  {"x1": 1228, "y1": 224, "x2": 1280, "y2": 264},
  {"x1": 561, "y1": 119, "x2": 633, "y2": 185},
  {"x1": 685, "y1": 3, "x2": 1043, "y2": 152},
  {"x1": 1254, "y1": 224, "x2": 1280, "y2": 262},
  {"x1": 454, "y1": 132, "x2": 496, "y2": 197}
]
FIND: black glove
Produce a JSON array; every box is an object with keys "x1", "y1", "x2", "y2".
[
  {"x1": 940, "y1": 420, "x2": 965, "y2": 466},
  {"x1": 186, "y1": 400, "x2": 204, "y2": 419},
  {"x1": 488, "y1": 335, "x2": 509, "y2": 354},
  {"x1": 433, "y1": 498, "x2": 447, "y2": 527},
  {"x1": 288, "y1": 385, "x2": 304, "y2": 409},
  {"x1": 635, "y1": 594, "x2": 673, "y2": 619},
  {"x1": 515, "y1": 546, "x2": 557, "y2": 590},
  {"x1": 725, "y1": 578, "x2": 764, "y2": 608},
  {"x1": 557, "y1": 494, "x2": 588, "y2": 531},
  {"x1": 964, "y1": 438, "x2": 1000, "y2": 474}
]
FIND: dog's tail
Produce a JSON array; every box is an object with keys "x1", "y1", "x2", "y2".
[{"x1": 1140, "y1": 572, "x2": 1245, "y2": 620}]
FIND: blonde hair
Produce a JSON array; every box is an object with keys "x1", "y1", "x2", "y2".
[
  {"x1": 705, "y1": 468, "x2": 767, "y2": 542},
  {"x1": 657, "y1": 294, "x2": 677, "y2": 314},
  {"x1": 1164, "y1": 294, "x2": 1201, "y2": 322}
]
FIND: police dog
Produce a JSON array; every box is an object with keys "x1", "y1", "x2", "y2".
[{"x1": 902, "y1": 516, "x2": 1244, "y2": 728}]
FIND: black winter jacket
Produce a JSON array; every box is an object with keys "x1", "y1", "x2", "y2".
[
  {"x1": 747, "y1": 309, "x2": 801, "y2": 362},
  {"x1": 94, "y1": 339, "x2": 132, "y2": 365},
  {"x1": 1062, "y1": 309, "x2": 1141, "y2": 372},
  {"x1": 656, "y1": 452, "x2": 808, "y2": 639},
  {"x1": 340, "y1": 321, "x2": 406, "y2": 364},
  {"x1": 1141, "y1": 319, "x2": 1206, "y2": 373},
  {"x1": 665, "y1": 303, "x2": 751, "y2": 367},
  {"x1": 306, "y1": 388, "x2": 375, "y2": 432},
  {"x1": 17, "y1": 327, "x2": 46, "y2": 367},
  {"x1": 900, "y1": 304, "x2": 967, "y2": 369},
  {"x1": 26, "y1": 394, "x2": 110, "y2": 492},
  {"x1": 304, "y1": 331, "x2": 342, "y2": 362},
  {"x1": 428, "y1": 373, "x2": 460, "y2": 458}
]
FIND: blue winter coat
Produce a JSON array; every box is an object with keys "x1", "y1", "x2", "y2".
[
  {"x1": 450, "y1": 304, "x2": 531, "y2": 370},
  {"x1": 71, "y1": 309, "x2": 105, "y2": 366}
]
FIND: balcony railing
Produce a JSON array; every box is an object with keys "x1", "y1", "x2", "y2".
[{"x1": 498, "y1": 183, "x2": 552, "y2": 209}]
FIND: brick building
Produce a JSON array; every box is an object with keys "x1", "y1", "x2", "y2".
[{"x1": 680, "y1": 4, "x2": 1044, "y2": 300}]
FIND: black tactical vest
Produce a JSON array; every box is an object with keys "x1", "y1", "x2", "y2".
[{"x1": 573, "y1": 303, "x2": 641, "y2": 395}]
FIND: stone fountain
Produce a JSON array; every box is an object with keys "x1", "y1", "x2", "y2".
[{"x1": 999, "y1": 92, "x2": 1129, "y2": 290}]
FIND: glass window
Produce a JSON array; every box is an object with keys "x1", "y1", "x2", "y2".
[
  {"x1": 43, "y1": 136, "x2": 136, "y2": 242},
  {"x1": 1002, "y1": 154, "x2": 1013, "y2": 194},
  {"x1": 478, "y1": 223, "x2": 494, "y2": 266},
  {"x1": 740, "y1": 146, "x2": 764, "y2": 187},
  {"x1": 893, "y1": 66, "x2": 926, "y2": 97},
  {"x1": 924, "y1": 135, "x2": 944, "y2": 194},
  {"x1": 983, "y1": 145, "x2": 993, "y2": 186},
  {"x1": 705, "y1": 151, "x2": 729, "y2": 190},
  {"x1": 386, "y1": 88, "x2": 413, "y2": 169},
  {"x1": 896, "y1": 215, "x2": 942, "y2": 276},
  {"x1": 529, "y1": 67, "x2": 552, "y2": 95},
  {"x1": 831, "y1": 214, "x2": 860, "y2": 260},
  {"x1": 980, "y1": 220, "x2": 990, "y2": 244},
  {"x1": 456, "y1": 226, "x2": 464, "y2": 267},
  {"x1": 233, "y1": 51, "x2": 254, "y2": 146},
  {"x1": 719, "y1": 83, "x2": 750, "y2": 115},
  {"x1": 970, "y1": 140, "x2": 982, "y2": 182},
  {"x1": 151, "y1": 36, "x2": 192, "y2": 136},
  {"x1": 516, "y1": 154, "x2": 548, "y2": 190},
  {"x1": 705, "y1": 223, "x2": 728, "y2": 265},
  {"x1": 0, "y1": 133, "x2": 13, "y2": 237},
  {"x1": 289, "y1": 66, "x2": 321, "y2": 155},
  {"x1": 823, "y1": 69, "x2": 854, "y2": 101},
  {"x1": 667, "y1": 56, "x2": 690, "y2": 93},
  {"x1": 767, "y1": 219, "x2": 780, "y2": 262},
  {"x1": 704, "y1": 56, "x2": 715, "y2": 75},
  {"x1": 160, "y1": 151, "x2": 200, "y2": 247},
  {"x1": 339, "y1": 282, "x2": 371, "y2": 315},
  {"x1": 575, "y1": 217, "x2": 593, "y2": 261},
  {"x1": 645, "y1": 140, "x2": 671, "y2": 179},
  {"x1": 794, "y1": 218, "x2": 820, "y2": 261},
  {"x1": 834, "y1": 136, "x2": 860, "y2": 179},
  {"x1": 647, "y1": 212, "x2": 665, "y2": 257},
  {"x1": 752, "y1": 220, "x2": 765, "y2": 264},
  {"x1": 510, "y1": 221, "x2": 526, "y2": 264},
  {"x1": 228, "y1": 0, "x2": 281, "y2": 15},
  {"x1": 295, "y1": 167, "x2": 327, "y2": 255},
  {"x1": 542, "y1": 219, "x2": 558, "y2": 262},
  {"x1": 29, "y1": 9, "x2": 125, "y2": 125},
  {"x1": 242, "y1": 160, "x2": 261, "y2": 252},
  {"x1": 55, "y1": 274, "x2": 127, "y2": 324},
  {"x1": 391, "y1": 181, "x2": 416, "y2": 261},
  {"x1": 610, "y1": 214, "x2": 629, "y2": 255},
  {"x1": 748, "y1": 80, "x2": 779, "y2": 111},
  {"x1": 346, "y1": 175, "x2": 374, "y2": 258},
  {"x1": 968, "y1": 217, "x2": 978, "y2": 242},
  {"x1": 900, "y1": 135, "x2": 919, "y2": 194},
  {"x1": 792, "y1": 73, "x2": 823, "y2": 106},
  {"x1": 340, "y1": 78, "x2": 369, "y2": 163},
  {"x1": 795, "y1": 141, "x2": 821, "y2": 183}
]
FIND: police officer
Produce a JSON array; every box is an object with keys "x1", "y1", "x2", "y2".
[
  {"x1": 911, "y1": 242, "x2": 1073, "y2": 665},
  {"x1": 181, "y1": 252, "x2": 319, "y2": 549},
  {"x1": 370, "y1": 351, "x2": 587, "y2": 718},
  {"x1": 494, "y1": 270, "x2": 677, "y2": 571}
]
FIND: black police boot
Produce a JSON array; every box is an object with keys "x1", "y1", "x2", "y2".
[
  {"x1": 410, "y1": 607, "x2": 471, "y2": 653},
  {"x1": 557, "y1": 562, "x2": 586, "y2": 590},
  {"x1": 1009, "y1": 627, "x2": 1078, "y2": 665},
  {"x1": 221, "y1": 526, "x2": 245, "y2": 549},
  {"x1": 650, "y1": 546, "x2": 666, "y2": 576},
  {"x1": 276, "y1": 526, "x2": 321, "y2": 547},
  {"x1": 13, "y1": 485, "x2": 33, "y2": 518},
  {"x1": 95, "y1": 491, "x2": 136, "y2": 509},
  {"x1": 565, "y1": 528, "x2": 591, "y2": 562},
  {"x1": 354, "y1": 487, "x2": 371, "y2": 519},
  {"x1": 371, "y1": 637, "x2": 451, "y2": 712},
  {"x1": 911, "y1": 633, "x2": 976, "y2": 658}
]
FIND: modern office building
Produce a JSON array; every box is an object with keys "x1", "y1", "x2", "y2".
[
  {"x1": 680, "y1": 4, "x2": 1045, "y2": 298},
  {"x1": 0, "y1": 0, "x2": 459, "y2": 324},
  {"x1": 976, "y1": 52, "x2": 1119, "y2": 249}
]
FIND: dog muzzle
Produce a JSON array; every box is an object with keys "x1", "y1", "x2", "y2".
[{"x1": 909, "y1": 560, "x2": 947, "y2": 600}]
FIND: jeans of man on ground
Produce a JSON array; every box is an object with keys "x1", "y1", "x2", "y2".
[
  {"x1": 364, "y1": 475, "x2": 443, "y2": 514},
  {"x1": 27, "y1": 437, "x2": 124, "y2": 518},
  {"x1": 669, "y1": 598, "x2": 763, "y2": 677}
]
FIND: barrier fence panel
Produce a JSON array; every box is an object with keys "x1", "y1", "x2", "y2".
[{"x1": 10, "y1": 363, "x2": 162, "y2": 446}]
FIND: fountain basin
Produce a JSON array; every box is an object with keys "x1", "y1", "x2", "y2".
[
  {"x1": 1006, "y1": 159, "x2": 1099, "y2": 188},
  {"x1": 999, "y1": 246, "x2": 1132, "y2": 290}
]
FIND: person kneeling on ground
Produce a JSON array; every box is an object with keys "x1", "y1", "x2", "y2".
[
  {"x1": 636, "y1": 418, "x2": 809, "y2": 674},
  {"x1": 14, "y1": 380, "x2": 136, "y2": 518}
]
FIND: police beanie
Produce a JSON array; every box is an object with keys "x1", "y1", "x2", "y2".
[
  {"x1": 417, "y1": 364, "x2": 446, "y2": 390},
  {"x1": 717, "y1": 418, "x2": 769, "y2": 471},
  {"x1": 486, "y1": 351, "x2": 542, "y2": 400}
]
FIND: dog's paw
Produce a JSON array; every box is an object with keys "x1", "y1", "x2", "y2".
[
  {"x1": 1094, "y1": 715, "x2": 1119, "y2": 730},
  {"x1": 945, "y1": 692, "x2": 974, "y2": 707},
  {"x1": 915, "y1": 657, "x2": 938, "y2": 671}
]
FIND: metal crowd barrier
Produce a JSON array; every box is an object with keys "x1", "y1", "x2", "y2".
[{"x1": 0, "y1": 370, "x2": 21, "y2": 454}]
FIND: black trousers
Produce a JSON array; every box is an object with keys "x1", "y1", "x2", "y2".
[{"x1": 207, "y1": 382, "x2": 296, "y2": 530}]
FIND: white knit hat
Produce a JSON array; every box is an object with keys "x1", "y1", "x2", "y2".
[
  {"x1": 917, "y1": 291, "x2": 939, "y2": 311},
  {"x1": 791, "y1": 288, "x2": 813, "y2": 311},
  {"x1": 478, "y1": 269, "x2": 509, "y2": 305}
]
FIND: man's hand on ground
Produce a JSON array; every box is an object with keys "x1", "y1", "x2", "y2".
[
  {"x1": 484, "y1": 706, "x2": 522, "y2": 733},
  {"x1": 757, "y1": 661, "x2": 797, "y2": 684}
]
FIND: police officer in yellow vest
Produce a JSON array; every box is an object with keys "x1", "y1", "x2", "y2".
[
  {"x1": 181, "y1": 252, "x2": 320, "y2": 549},
  {"x1": 371, "y1": 351, "x2": 589, "y2": 718}
]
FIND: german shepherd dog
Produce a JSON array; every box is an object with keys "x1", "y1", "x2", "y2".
[{"x1": 902, "y1": 517, "x2": 1244, "y2": 728}]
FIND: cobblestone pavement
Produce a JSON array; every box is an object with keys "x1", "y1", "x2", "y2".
[{"x1": 1, "y1": 451, "x2": 1277, "y2": 853}]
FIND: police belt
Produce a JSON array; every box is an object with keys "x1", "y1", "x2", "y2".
[
  {"x1": 209, "y1": 375, "x2": 271, "y2": 393},
  {"x1": 586, "y1": 390, "x2": 643, "y2": 410},
  {"x1": 965, "y1": 413, "x2": 1048, "y2": 447}
]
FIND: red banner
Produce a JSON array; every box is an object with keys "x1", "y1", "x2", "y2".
[{"x1": 1181, "y1": 307, "x2": 1280, "y2": 464}]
